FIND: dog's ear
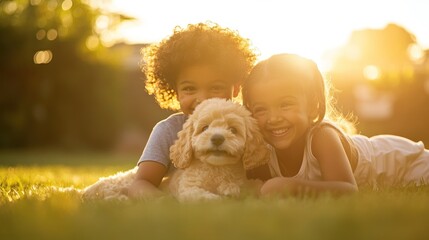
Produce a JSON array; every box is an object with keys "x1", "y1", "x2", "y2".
[
  {"x1": 170, "y1": 117, "x2": 194, "y2": 169},
  {"x1": 242, "y1": 117, "x2": 270, "y2": 170}
]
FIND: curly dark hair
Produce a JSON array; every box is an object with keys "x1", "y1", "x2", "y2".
[{"x1": 141, "y1": 22, "x2": 257, "y2": 110}]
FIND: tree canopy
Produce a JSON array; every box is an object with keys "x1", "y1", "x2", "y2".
[{"x1": 0, "y1": 0, "x2": 132, "y2": 149}]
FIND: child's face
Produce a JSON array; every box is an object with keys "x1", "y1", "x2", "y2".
[
  {"x1": 247, "y1": 79, "x2": 313, "y2": 150},
  {"x1": 176, "y1": 64, "x2": 239, "y2": 115}
]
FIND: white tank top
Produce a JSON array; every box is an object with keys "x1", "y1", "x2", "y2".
[{"x1": 268, "y1": 121, "x2": 429, "y2": 188}]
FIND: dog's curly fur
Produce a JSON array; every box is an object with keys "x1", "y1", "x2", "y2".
[
  {"x1": 81, "y1": 167, "x2": 138, "y2": 201},
  {"x1": 81, "y1": 98, "x2": 270, "y2": 201},
  {"x1": 169, "y1": 98, "x2": 270, "y2": 201}
]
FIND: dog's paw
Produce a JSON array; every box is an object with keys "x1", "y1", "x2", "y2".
[
  {"x1": 202, "y1": 192, "x2": 223, "y2": 200},
  {"x1": 105, "y1": 194, "x2": 129, "y2": 201},
  {"x1": 177, "y1": 188, "x2": 223, "y2": 202},
  {"x1": 81, "y1": 188, "x2": 102, "y2": 201},
  {"x1": 186, "y1": 192, "x2": 222, "y2": 202},
  {"x1": 217, "y1": 183, "x2": 241, "y2": 198}
]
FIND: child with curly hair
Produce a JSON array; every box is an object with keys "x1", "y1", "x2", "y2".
[
  {"x1": 243, "y1": 53, "x2": 429, "y2": 197},
  {"x1": 125, "y1": 22, "x2": 257, "y2": 199}
]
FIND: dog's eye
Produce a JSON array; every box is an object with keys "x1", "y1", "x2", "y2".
[
  {"x1": 202, "y1": 126, "x2": 209, "y2": 132},
  {"x1": 229, "y1": 127, "x2": 237, "y2": 134}
]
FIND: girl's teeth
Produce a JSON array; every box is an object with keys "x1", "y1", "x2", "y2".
[{"x1": 272, "y1": 129, "x2": 287, "y2": 135}]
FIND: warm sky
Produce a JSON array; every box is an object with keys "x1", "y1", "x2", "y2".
[{"x1": 101, "y1": 0, "x2": 429, "y2": 67}]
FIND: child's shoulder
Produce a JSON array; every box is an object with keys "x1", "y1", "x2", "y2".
[
  {"x1": 310, "y1": 121, "x2": 350, "y2": 152},
  {"x1": 311, "y1": 120, "x2": 347, "y2": 136},
  {"x1": 155, "y1": 112, "x2": 188, "y2": 130}
]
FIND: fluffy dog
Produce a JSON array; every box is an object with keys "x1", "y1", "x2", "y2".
[
  {"x1": 168, "y1": 98, "x2": 269, "y2": 201},
  {"x1": 81, "y1": 98, "x2": 269, "y2": 201},
  {"x1": 81, "y1": 166, "x2": 138, "y2": 201}
]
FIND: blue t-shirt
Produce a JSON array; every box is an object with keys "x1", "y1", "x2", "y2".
[{"x1": 138, "y1": 113, "x2": 187, "y2": 170}]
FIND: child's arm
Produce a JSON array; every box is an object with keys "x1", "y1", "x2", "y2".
[
  {"x1": 125, "y1": 115, "x2": 184, "y2": 199},
  {"x1": 261, "y1": 126, "x2": 358, "y2": 197},
  {"x1": 126, "y1": 161, "x2": 167, "y2": 199}
]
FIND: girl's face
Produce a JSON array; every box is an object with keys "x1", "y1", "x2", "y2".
[
  {"x1": 247, "y1": 79, "x2": 314, "y2": 150},
  {"x1": 176, "y1": 64, "x2": 239, "y2": 115}
]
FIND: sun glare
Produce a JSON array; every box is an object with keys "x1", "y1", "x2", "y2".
[
  {"x1": 407, "y1": 43, "x2": 425, "y2": 63},
  {"x1": 363, "y1": 65, "x2": 381, "y2": 81},
  {"x1": 102, "y1": 0, "x2": 429, "y2": 70},
  {"x1": 34, "y1": 50, "x2": 53, "y2": 64},
  {"x1": 86, "y1": 35, "x2": 99, "y2": 50}
]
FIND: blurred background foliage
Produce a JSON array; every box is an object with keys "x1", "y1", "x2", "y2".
[
  {"x1": 0, "y1": 0, "x2": 171, "y2": 152},
  {"x1": 0, "y1": 0, "x2": 428, "y2": 154},
  {"x1": 330, "y1": 24, "x2": 429, "y2": 144}
]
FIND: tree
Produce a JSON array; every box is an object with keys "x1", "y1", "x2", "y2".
[
  {"x1": 331, "y1": 24, "x2": 417, "y2": 89},
  {"x1": 329, "y1": 24, "x2": 429, "y2": 144},
  {"x1": 0, "y1": 0, "x2": 132, "y2": 149}
]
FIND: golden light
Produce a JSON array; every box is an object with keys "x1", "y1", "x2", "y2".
[
  {"x1": 102, "y1": 0, "x2": 356, "y2": 63},
  {"x1": 407, "y1": 43, "x2": 424, "y2": 63},
  {"x1": 47, "y1": 0, "x2": 58, "y2": 11},
  {"x1": 47, "y1": 29, "x2": 58, "y2": 41},
  {"x1": 36, "y1": 29, "x2": 46, "y2": 40},
  {"x1": 30, "y1": 0, "x2": 42, "y2": 6},
  {"x1": 401, "y1": 65, "x2": 415, "y2": 80},
  {"x1": 363, "y1": 65, "x2": 380, "y2": 81},
  {"x1": 3, "y1": 1, "x2": 18, "y2": 15},
  {"x1": 344, "y1": 45, "x2": 361, "y2": 61},
  {"x1": 96, "y1": 15, "x2": 110, "y2": 33},
  {"x1": 100, "y1": 0, "x2": 429, "y2": 69},
  {"x1": 100, "y1": 32, "x2": 115, "y2": 47},
  {"x1": 61, "y1": 13, "x2": 73, "y2": 28},
  {"x1": 34, "y1": 50, "x2": 53, "y2": 64},
  {"x1": 86, "y1": 35, "x2": 99, "y2": 50},
  {"x1": 61, "y1": 0, "x2": 73, "y2": 11}
]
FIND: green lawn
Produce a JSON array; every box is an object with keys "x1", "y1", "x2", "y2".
[{"x1": 1, "y1": 151, "x2": 429, "y2": 240}]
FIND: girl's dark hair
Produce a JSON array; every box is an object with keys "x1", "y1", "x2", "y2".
[
  {"x1": 141, "y1": 22, "x2": 257, "y2": 110},
  {"x1": 243, "y1": 53, "x2": 356, "y2": 134}
]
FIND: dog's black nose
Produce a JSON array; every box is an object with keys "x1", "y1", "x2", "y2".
[{"x1": 211, "y1": 134, "x2": 225, "y2": 146}]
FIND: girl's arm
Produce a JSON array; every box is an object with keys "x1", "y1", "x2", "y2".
[
  {"x1": 261, "y1": 126, "x2": 358, "y2": 197},
  {"x1": 125, "y1": 161, "x2": 167, "y2": 199}
]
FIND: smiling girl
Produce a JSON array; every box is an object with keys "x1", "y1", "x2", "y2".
[{"x1": 243, "y1": 53, "x2": 429, "y2": 196}]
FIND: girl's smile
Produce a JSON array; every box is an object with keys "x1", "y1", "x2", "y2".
[
  {"x1": 247, "y1": 79, "x2": 313, "y2": 151},
  {"x1": 242, "y1": 53, "x2": 364, "y2": 196},
  {"x1": 269, "y1": 128, "x2": 289, "y2": 137}
]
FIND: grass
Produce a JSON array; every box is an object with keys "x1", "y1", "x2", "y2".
[{"x1": 1, "y1": 151, "x2": 429, "y2": 240}]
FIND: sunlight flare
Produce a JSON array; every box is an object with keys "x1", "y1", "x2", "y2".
[
  {"x1": 34, "y1": 50, "x2": 53, "y2": 64},
  {"x1": 363, "y1": 65, "x2": 380, "y2": 81},
  {"x1": 407, "y1": 43, "x2": 425, "y2": 63}
]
